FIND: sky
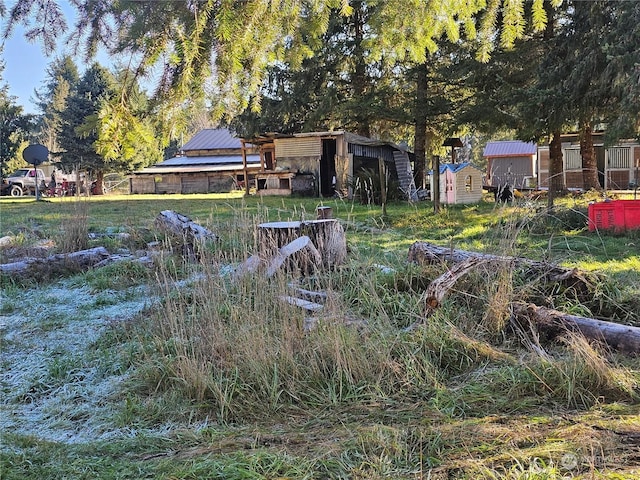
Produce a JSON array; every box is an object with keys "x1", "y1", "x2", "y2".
[
  {"x1": 2, "y1": 2, "x2": 106, "y2": 114},
  {"x1": 3, "y1": 28, "x2": 60, "y2": 114}
]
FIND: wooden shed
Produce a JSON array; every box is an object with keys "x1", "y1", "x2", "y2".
[
  {"x1": 242, "y1": 131, "x2": 416, "y2": 199},
  {"x1": 431, "y1": 162, "x2": 483, "y2": 205},
  {"x1": 130, "y1": 128, "x2": 261, "y2": 194},
  {"x1": 483, "y1": 140, "x2": 538, "y2": 190}
]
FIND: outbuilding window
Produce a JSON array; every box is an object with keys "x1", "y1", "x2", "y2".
[{"x1": 465, "y1": 175, "x2": 473, "y2": 192}]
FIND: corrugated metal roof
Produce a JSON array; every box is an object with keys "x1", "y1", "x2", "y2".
[
  {"x1": 483, "y1": 141, "x2": 537, "y2": 157},
  {"x1": 135, "y1": 163, "x2": 262, "y2": 175},
  {"x1": 158, "y1": 154, "x2": 260, "y2": 167},
  {"x1": 181, "y1": 128, "x2": 242, "y2": 151}
]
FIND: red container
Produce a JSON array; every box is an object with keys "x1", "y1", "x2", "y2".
[{"x1": 588, "y1": 200, "x2": 640, "y2": 233}]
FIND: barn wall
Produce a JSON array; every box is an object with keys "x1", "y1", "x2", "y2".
[
  {"x1": 155, "y1": 174, "x2": 182, "y2": 194},
  {"x1": 130, "y1": 176, "x2": 155, "y2": 194},
  {"x1": 181, "y1": 175, "x2": 209, "y2": 194},
  {"x1": 209, "y1": 175, "x2": 235, "y2": 192}
]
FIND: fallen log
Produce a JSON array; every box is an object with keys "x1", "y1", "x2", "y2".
[
  {"x1": 423, "y1": 257, "x2": 486, "y2": 314},
  {"x1": 155, "y1": 210, "x2": 217, "y2": 254},
  {"x1": 408, "y1": 241, "x2": 592, "y2": 289},
  {"x1": 0, "y1": 246, "x2": 111, "y2": 279},
  {"x1": 514, "y1": 304, "x2": 640, "y2": 354}
]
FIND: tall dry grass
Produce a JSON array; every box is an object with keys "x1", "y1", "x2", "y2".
[
  {"x1": 129, "y1": 201, "x2": 638, "y2": 422},
  {"x1": 58, "y1": 199, "x2": 89, "y2": 252}
]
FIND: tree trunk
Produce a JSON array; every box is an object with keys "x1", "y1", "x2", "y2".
[
  {"x1": 0, "y1": 246, "x2": 111, "y2": 279},
  {"x1": 433, "y1": 155, "x2": 441, "y2": 214},
  {"x1": 548, "y1": 130, "x2": 566, "y2": 210},
  {"x1": 580, "y1": 122, "x2": 601, "y2": 191},
  {"x1": 514, "y1": 304, "x2": 640, "y2": 354},
  {"x1": 414, "y1": 61, "x2": 428, "y2": 189},
  {"x1": 351, "y1": 3, "x2": 371, "y2": 138}
]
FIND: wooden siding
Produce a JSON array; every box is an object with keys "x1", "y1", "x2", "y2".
[
  {"x1": 565, "y1": 171, "x2": 584, "y2": 190},
  {"x1": 209, "y1": 176, "x2": 235, "y2": 192},
  {"x1": 130, "y1": 176, "x2": 155, "y2": 194},
  {"x1": 181, "y1": 176, "x2": 209, "y2": 194},
  {"x1": 155, "y1": 174, "x2": 182, "y2": 194},
  {"x1": 607, "y1": 170, "x2": 632, "y2": 190},
  {"x1": 275, "y1": 137, "x2": 322, "y2": 158}
]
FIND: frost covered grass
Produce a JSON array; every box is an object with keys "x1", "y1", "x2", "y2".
[
  {"x1": 1, "y1": 194, "x2": 639, "y2": 478},
  {"x1": 0, "y1": 278, "x2": 152, "y2": 444}
]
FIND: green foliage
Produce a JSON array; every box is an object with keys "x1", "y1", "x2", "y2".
[
  {"x1": 32, "y1": 55, "x2": 79, "y2": 154},
  {"x1": 0, "y1": 62, "x2": 34, "y2": 177},
  {"x1": 57, "y1": 63, "x2": 115, "y2": 175}
]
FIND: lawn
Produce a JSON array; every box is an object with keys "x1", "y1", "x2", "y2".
[{"x1": 1, "y1": 192, "x2": 639, "y2": 479}]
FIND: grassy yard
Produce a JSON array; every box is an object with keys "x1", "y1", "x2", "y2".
[{"x1": 1, "y1": 192, "x2": 639, "y2": 479}]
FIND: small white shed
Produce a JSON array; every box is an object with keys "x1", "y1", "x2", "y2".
[{"x1": 431, "y1": 162, "x2": 483, "y2": 205}]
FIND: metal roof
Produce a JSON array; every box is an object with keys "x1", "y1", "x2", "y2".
[
  {"x1": 483, "y1": 141, "x2": 537, "y2": 157},
  {"x1": 135, "y1": 164, "x2": 262, "y2": 175},
  {"x1": 134, "y1": 153, "x2": 261, "y2": 175},
  {"x1": 158, "y1": 154, "x2": 260, "y2": 167},
  {"x1": 181, "y1": 128, "x2": 242, "y2": 151}
]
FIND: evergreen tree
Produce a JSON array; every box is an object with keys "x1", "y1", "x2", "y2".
[
  {"x1": 57, "y1": 63, "x2": 115, "y2": 192},
  {"x1": 96, "y1": 67, "x2": 163, "y2": 174},
  {"x1": 33, "y1": 55, "x2": 79, "y2": 155}
]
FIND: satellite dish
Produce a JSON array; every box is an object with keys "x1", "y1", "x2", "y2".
[{"x1": 22, "y1": 144, "x2": 49, "y2": 166}]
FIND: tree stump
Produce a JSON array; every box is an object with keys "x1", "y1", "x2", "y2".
[{"x1": 257, "y1": 219, "x2": 346, "y2": 271}]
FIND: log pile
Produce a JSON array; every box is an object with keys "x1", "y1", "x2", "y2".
[{"x1": 408, "y1": 241, "x2": 592, "y2": 290}]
